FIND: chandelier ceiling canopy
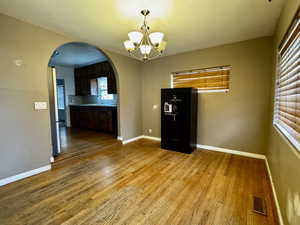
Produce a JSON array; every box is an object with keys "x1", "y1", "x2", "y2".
[{"x1": 123, "y1": 9, "x2": 167, "y2": 61}]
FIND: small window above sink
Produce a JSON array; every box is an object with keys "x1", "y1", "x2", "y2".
[{"x1": 90, "y1": 77, "x2": 113, "y2": 100}]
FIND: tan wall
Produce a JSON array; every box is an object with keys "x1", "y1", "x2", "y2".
[
  {"x1": 106, "y1": 51, "x2": 142, "y2": 141},
  {"x1": 267, "y1": 0, "x2": 300, "y2": 225},
  {"x1": 0, "y1": 13, "x2": 142, "y2": 179},
  {"x1": 141, "y1": 37, "x2": 273, "y2": 154}
]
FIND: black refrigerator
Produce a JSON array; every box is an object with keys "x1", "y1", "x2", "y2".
[{"x1": 161, "y1": 88, "x2": 198, "y2": 154}]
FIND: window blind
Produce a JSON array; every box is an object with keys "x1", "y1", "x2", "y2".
[
  {"x1": 274, "y1": 8, "x2": 300, "y2": 149},
  {"x1": 172, "y1": 66, "x2": 231, "y2": 92}
]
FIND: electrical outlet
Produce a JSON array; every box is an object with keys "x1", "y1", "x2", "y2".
[
  {"x1": 148, "y1": 129, "x2": 152, "y2": 134},
  {"x1": 14, "y1": 59, "x2": 23, "y2": 66}
]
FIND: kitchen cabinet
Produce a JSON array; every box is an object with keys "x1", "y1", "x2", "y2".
[
  {"x1": 74, "y1": 61, "x2": 117, "y2": 96},
  {"x1": 75, "y1": 71, "x2": 91, "y2": 96},
  {"x1": 70, "y1": 105, "x2": 117, "y2": 136}
]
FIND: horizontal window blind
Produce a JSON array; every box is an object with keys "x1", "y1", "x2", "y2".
[
  {"x1": 172, "y1": 66, "x2": 231, "y2": 91},
  {"x1": 274, "y1": 8, "x2": 300, "y2": 149}
]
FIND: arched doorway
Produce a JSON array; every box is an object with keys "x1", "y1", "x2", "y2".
[{"x1": 47, "y1": 42, "x2": 120, "y2": 162}]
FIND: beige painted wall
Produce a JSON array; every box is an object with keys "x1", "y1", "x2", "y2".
[
  {"x1": 0, "y1": 13, "x2": 142, "y2": 179},
  {"x1": 141, "y1": 37, "x2": 273, "y2": 154},
  {"x1": 267, "y1": 0, "x2": 300, "y2": 225}
]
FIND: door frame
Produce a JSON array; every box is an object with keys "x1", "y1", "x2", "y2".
[{"x1": 48, "y1": 67, "x2": 61, "y2": 157}]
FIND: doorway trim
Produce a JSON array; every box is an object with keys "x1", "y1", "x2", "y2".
[
  {"x1": 47, "y1": 42, "x2": 120, "y2": 158},
  {"x1": 48, "y1": 67, "x2": 61, "y2": 156}
]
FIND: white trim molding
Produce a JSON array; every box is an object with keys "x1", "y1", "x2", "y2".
[
  {"x1": 142, "y1": 135, "x2": 161, "y2": 141},
  {"x1": 122, "y1": 136, "x2": 143, "y2": 144},
  {"x1": 122, "y1": 135, "x2": 161, "y2": 144},
  {"x1": 265, "y1": 159, "x2": 284, "y2": 225},
  {"x1": 197, "y1": 89, "x2": 229, "y2": 93},
  {"x1": 139, "y1": 136, "x2": 265, "y2": 159},
  {"x1": 0, "y1": 165, "x2": 51, "y2": 186},
  {"x1": 196, "y1": 144, "x2": 266, "y2": 159},
  {"x1": 117, "y1": 136, "x2": 123, "y2": 141}
]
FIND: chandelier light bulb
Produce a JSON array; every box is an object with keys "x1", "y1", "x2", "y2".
[
  {"x1": 149, "y1": 32, "x2": 164, "y2": 46},
  {"x1": 128, "y1": 31, "x2": 143, "y2": 44},
  {"x1": 123, "y1": 40, "x2": 135, "y2": 51},
  {"x1": 140, "y1": 45, "x2": 152, "y2": 55}
]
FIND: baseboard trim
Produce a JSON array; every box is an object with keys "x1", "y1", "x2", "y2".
[
  {"x1": 265, "y1": 159, "x2": 284, "y2": 225},
  {"x1": 142, "y1": 135, "x2": 161, "y2": 141},
  {"x1": 0, "y1": 165, "x2": 52, "y2": 187},
  {"x1": 117, "y1": 136, "x2": 123, "y2": 141},
  {"x1": 122, "y1": 136, "x2": 143, "y2": 144},
  {"x1": 140, "y1": 136, "x2": 266, "y2": 159},
  {"x1": 196, "y1": 144, "x2": 266, "y2": 159},
  {"x1": 122, "y1": 135, "x2": 161, "y2": 144}
]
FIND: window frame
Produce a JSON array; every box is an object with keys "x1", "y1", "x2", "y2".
[
  {"x1": 170, "y1": 65, "x2": 231, "y2": 93},
  {"x1": 273, "y1": 6, "x2": 300, "y2": 153},
  {"x1": 97, "y1": 77, "x2": 114, "y2": 100}
]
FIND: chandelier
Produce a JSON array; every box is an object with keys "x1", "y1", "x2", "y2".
[{"x1": 123, "y1": 9, "x2": 167, "y2": 61}]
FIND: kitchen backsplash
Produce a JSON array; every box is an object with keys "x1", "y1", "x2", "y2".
[{"x1": 69, "y1": 95, "x2": 117, "y2": 105}]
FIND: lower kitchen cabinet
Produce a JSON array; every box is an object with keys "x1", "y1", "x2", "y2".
[{"x1": 70, "y1": 105, "x2": 117, "y2": 136}]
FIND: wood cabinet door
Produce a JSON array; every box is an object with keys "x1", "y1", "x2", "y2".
[
  {"x1": 70, "y1": 106, "x2": 81, "y2": 128},
  {"x1": 74, "y1": 68, "x2": 91, "y2": 96}
]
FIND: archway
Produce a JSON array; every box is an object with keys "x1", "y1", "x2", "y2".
[{"x1": 47, "y1": 42, "x2": 120, "y2": 161}]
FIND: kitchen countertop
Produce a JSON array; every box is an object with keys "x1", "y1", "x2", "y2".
[{"x1": 69, "y1": 103, "x2": 117, "y2": 107}]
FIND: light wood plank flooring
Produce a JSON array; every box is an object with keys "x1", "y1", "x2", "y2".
[
  {"x1": 0, "y1": 139, "x2": 279, "y2": 225},
  {"x1": 56, "y1": 127, "x2": 119, "y2": 163}
]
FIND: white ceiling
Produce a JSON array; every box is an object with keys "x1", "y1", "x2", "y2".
[
  {"x1": 0, "y1": 0, "x2": 284, "y2": 57},
  {"x1": 49, "y1": 42, "x2": 107, "y2": 68}
]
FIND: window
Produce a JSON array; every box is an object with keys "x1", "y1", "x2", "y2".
[
  {"x1": 57, "y1": 85, "x2": 65, "y2": 110},
  {"x1": 171, "y1": 65, "x2": 231, "y2": 92},
  {"x1": 97, "y1": 77, "x2": 113, "y2": 100},
  {"x1": 90, "y1": 79, "x2": 98, "y2": 96},
  {"x1": 273, "y1": 8, "x2": 300, "y2": 151}
]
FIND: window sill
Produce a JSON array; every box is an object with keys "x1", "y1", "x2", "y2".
[
  {"x1": 273, "y1": 123, "x2": 300, "y2": 155},
  {"x1": 197, "y1": 89, "x2": 229, "y2": 93}
]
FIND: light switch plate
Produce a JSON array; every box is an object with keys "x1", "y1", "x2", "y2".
[{"x1": 34, "y1": 102, "x2": 48, "y2": 110}]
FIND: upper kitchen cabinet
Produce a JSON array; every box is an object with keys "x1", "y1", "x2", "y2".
[
  {"x1": 74, "y1": 67, "x2": 91, "y2": 96},
  {"x1": 74, "y1": 61, "x2": 116, "y2": 96}
]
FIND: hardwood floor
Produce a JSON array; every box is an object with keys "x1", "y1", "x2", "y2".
[
  {"x1": 0, "y1": 139, "x2": 279, "y2": 225},
  {"x1": 56, "y1": 127, "x2": 119, "y2": 163}
]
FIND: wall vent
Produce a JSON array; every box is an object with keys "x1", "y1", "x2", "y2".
[{"x1": 253, "y1": 196, "x2": 267, "y2": 216}]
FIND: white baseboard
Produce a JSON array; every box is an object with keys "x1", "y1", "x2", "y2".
[
  {"x1": 117, "y1": 136, "x2": 123, "y2": 141},
  {"x1": 139, "y1": 136, "x2": 265, "y2": 159},
  {"x1": 122, "y1": 136, "x2": 143, "y2": 144},
  {"x1": 142, "y1": 135, "x2": 161, "y2": 141},
  {"x1": 0, "y1": 165, "x2": 52, "y2": 187},
  {"x1": 265, "y1": 159, "x2": 284, "y2": 225},
  {"x1": 122, "y1": 135, "x2": 161, "y2": 145},
  {"x1": 196, "y1": 144, "x2": 266, "y2": 159}
]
